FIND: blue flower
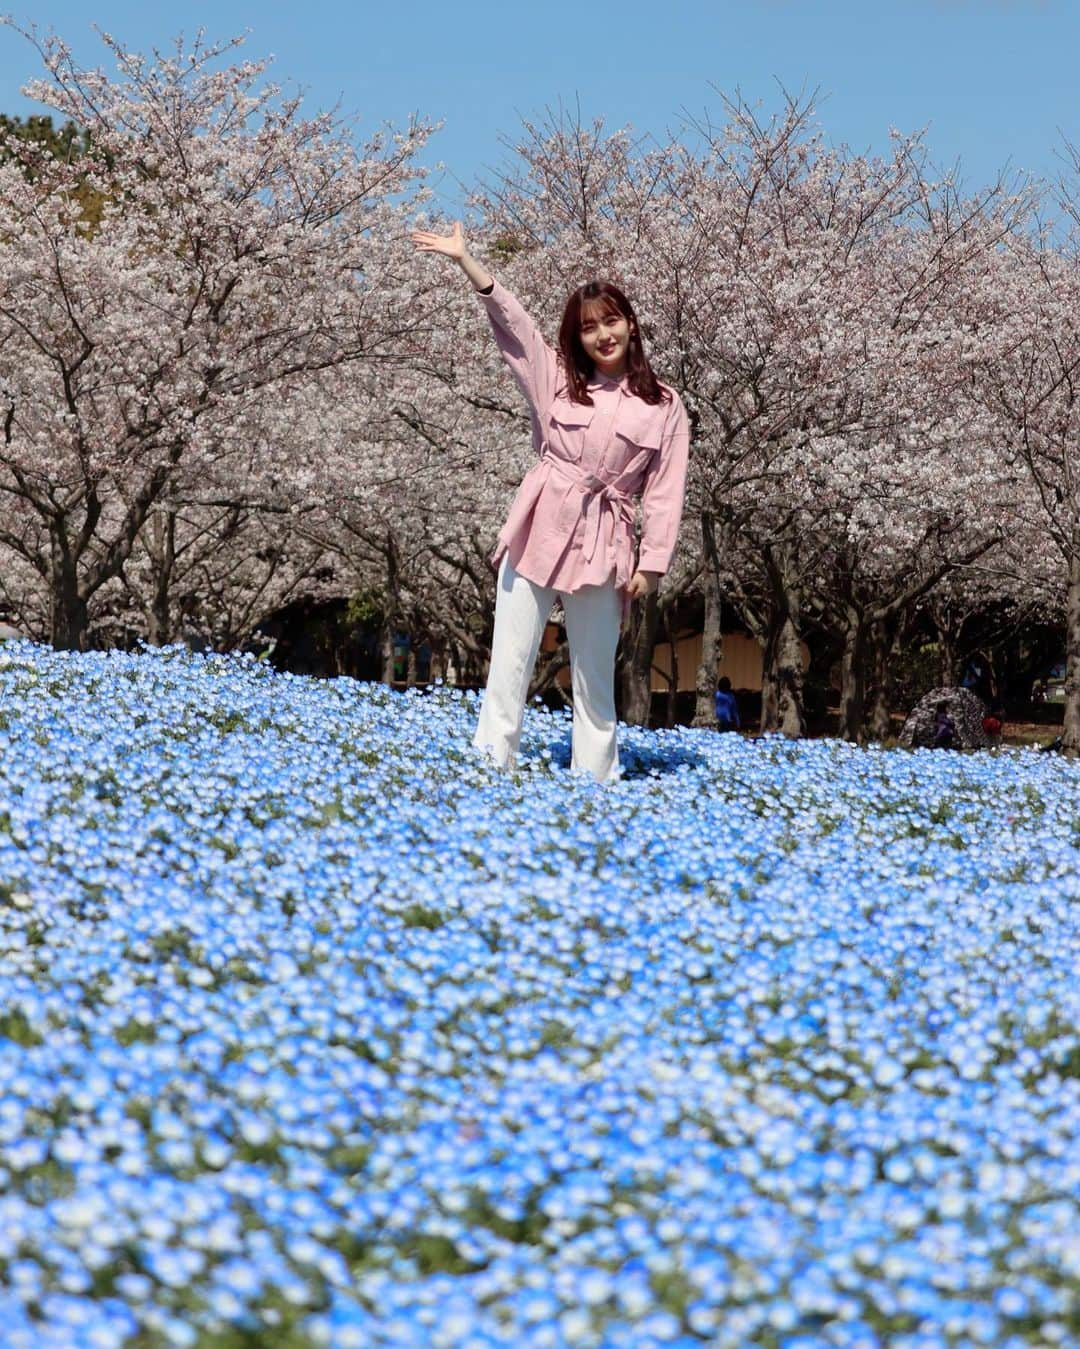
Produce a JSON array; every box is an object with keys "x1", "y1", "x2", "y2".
[{"x1": 0, "y1": 643, "x2": 1074, "y2": 1342}]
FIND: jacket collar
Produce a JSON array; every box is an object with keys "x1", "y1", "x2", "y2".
[{"x1": 587, "y1": 369, "x2": 628, "y2": 390}]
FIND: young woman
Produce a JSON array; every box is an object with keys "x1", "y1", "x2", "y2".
[{"x1": 411, "y1": 221, "x2": 690, "y2": 782}]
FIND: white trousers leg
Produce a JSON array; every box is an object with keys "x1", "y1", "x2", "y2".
[
  {"x1": 473, "y1": 555, "x2": 622, "y2": 783},
  {"x1": 562, "y1": 577, "x2": 622, "y2": 782},
  {"x1": 473, "y1": 556, "x2": 555, "y2": 769}
]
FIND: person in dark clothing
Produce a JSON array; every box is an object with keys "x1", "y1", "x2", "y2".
[
  {"x1": 960, "y1": 656, "x2": 992, "y2": 701},
  {"x1": 714, "y1": 677, "x2": 741, "y2": 733},
  {"x1": 933, "y1": 701, "x2": 958, "y2": 749}
]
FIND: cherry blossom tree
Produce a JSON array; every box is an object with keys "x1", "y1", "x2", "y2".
[
  {"x1": 639, "y1": 91, "x2": 1038, "y2": 737},
  {"x1": 973, "y1": 196, "x2": 1080, "y2": 748},
  {"x1": 0, "y1": 22, "x2": 436, "y2": 649}
]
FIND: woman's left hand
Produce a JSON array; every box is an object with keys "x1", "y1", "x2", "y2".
[{"x1": 627, "y1": 570, "x2": 660, "y2": 600}]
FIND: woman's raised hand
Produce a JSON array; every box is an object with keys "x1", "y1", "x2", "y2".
[
  {"x1": 410, "y1": 219, "x2": 466, "y2": 261},
  {"x1": 411, "y1": 221, "x2": 494, "y2": 293}
]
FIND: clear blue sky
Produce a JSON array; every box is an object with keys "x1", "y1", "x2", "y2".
[{"x1": 2, "y1": 1, "x2": 1076, "y2": 215}]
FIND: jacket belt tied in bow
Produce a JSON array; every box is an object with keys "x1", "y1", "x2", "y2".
[
  {"x1": 490, "y1": 447, "x2": 641, "y2": 616},
  {"x1": 545, "y1": 455, "x2": 636, "y2": 578}
]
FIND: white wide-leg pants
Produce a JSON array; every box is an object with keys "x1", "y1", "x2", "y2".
[{"x1": 473, "y1": 555, "x2": 622, "y2": 782}]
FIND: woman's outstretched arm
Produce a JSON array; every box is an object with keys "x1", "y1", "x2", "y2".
[
  {"x1": 411, "y1": 219, "x2": 493, "y2": 291},
  {"x1": 410, "y1": 220, "x2": 558, "y2": 420}
]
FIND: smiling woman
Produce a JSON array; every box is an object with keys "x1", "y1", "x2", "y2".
[
  {"x1": 577, "y1": 294, "x2": 632, "y2": 375},
  {"x1": 410, "y1": 219, "x2": 690, "y2": 782}
]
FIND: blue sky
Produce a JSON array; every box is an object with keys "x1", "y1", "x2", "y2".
[{"x1": 2, "y1": 1, "x2": 1076, "y2": 216}]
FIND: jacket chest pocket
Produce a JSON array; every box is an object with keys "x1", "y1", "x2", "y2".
[
  {"x1": 604, "y1": 409, "x2": 664, "y2": 477},
  {"x1": 547, "y1": 397, "x2": 595, "y2": 463}
]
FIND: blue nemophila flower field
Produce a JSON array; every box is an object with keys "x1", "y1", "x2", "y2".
[{"x1": 0, "y1": 642, "x2": 1076, "y2": 1348}]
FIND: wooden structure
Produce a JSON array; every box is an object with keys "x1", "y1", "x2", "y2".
[{"x1": 541, "y1": 624, "x2": 808, "y2": 692}]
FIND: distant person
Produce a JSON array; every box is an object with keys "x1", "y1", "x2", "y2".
[
  {"x1": 982, "y1": 702, "x2": 1005, "y2": 745},
  {"x1": 961, "y1": 655, "x2": 992, "y2": 700},
  {"x1": 714, "y1": 677, "x2": 741, "y2": 733},
  {"x1": 933, "y1": 701, "x2": 958, "y2": 750}
]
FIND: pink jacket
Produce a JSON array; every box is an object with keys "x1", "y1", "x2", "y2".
[{"x1": 478, "y1": 278, "x2": 690, "y2": 617}]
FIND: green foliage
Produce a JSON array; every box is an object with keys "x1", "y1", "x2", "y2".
[
  {"x1": 410, "y1": 1233, "x2": 485, "y2": 1275},
  {"x1": 0, "y1": 1007, "x2": 42, "y2": 1046},
  {"x1": 651, "y1": 1266, "x2": 696, "y2": 1318},
  {"x1": 539, "y1": 1019, "x2": 574, "y2": 1049},
  {"x1": 927, "y1": 797, "x2": 953, "y2": 825},
  {"x1": 487, "y1": 234, "x2": 528, "y2": 264},
  {"x1": 208, "y1": 709, "x2": 249, "y2": 735},
  {"x1": 463, "y1": 1192, "x2": 549, "y2": 1246},
  {"x1": 890, "y1": 640, "x2": 948, "y2": 707},
  {"x1": 345, "y1": 588, "x2": 384, "y2": 628},
  {"x1": 13, "y1": 1155, "x2": 77, "y2": 1202},
  {"x1": 402, "y1": 903, "x2": 445, "y2": 930},
  {"x1": 326, "y1": 1142, "x2": 373, "y2": 1175},
  {"x1": 0, "y1": 113, "x2": 108, "y2": 231},
  {"x1": 150, "y1": 928, "x2": 197, "y2": 962},
  {"x1": 115, "y1": 1018, "x2": 156, "y2": 1047},
  {"x1": 0, "y1": 114, "x2": 91, "y2": 166},
  {"x1": 233, "y1": 1136, "x2": 284, "y2": 1168}
]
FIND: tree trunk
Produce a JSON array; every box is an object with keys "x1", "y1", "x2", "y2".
[
  {"x1": 51, "y1": 587, "x2": 89, "y2": 652},
  {"x1": 867, "y1": 611, "x2": 904, "y2": 741},
  {"x1": 41, "y1": 455, "x2": 183, "y2": 654},
  {"x1": 760, "y1": 549, "x2": 806, "y2": 738},
  {"x1": 618, "y1": 590, "x2": 660, "y2": 726},
  {"x1": 933, "y1": 601, "x2": 961, "y2": 687},
  {"x1": 49, "y1": 538, "x2": 89, "y2": 652},
  {"x1": 666, "y1": 630, "x2": 679, "y2": 728},
  {"x1": 528, "y1": 640, "x2": 570, "y2": 700},
  {"x1": 1063, "y1": 545, "x2": 1080, "y2": 753},
  {"x1": 380, "y1": 535, "x2": 399, "y2": 685},
  {"x1": 774, "y1": 609, "x2": 807, "y2": 738},
  {"x1": 147, "y1": 508, "x2": 176, "y2": 646},
  {"x1": 380, "y1": 627, "x2": 395, "y2": 684},
  {"x1": 836, "y1": 610, "x2": 868, "y2": 744},
  {"x1": 760, "y1": 621, "x2": 778, "y2": 733},
  {"x1": 693, "y1": 510, "x2": 723, "y2": 727}
]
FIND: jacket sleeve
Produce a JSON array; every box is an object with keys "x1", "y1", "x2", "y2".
[
  {"x1": 477, "y1": 277, "x2": 559, "y2": 419},
  {"x1": 637, "y1": 391, "x2": 690, "y2": 575}
]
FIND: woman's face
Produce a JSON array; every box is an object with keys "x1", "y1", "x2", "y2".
[{"x1": 579, "y1": 300, "x2": 633, "y2": 377}]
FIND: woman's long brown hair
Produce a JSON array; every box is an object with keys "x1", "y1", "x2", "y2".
[{"x1": 557, "y1": 281, "x2": 671, "y2": 407}]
